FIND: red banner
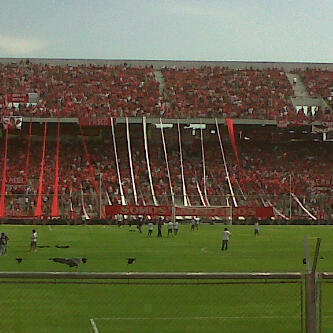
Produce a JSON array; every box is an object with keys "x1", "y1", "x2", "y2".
[
  {"x1": 226, "y1": 118, "x2": 241, "y2": 167},
  {"x1": 105, "y1": 205, "x2": 273, "y2": 218},
  {"x1": 35, "y1": 122, "x2": 48, "y2": 217},
  {"x1": 79, "y1": 118, "x2": 116, "y2": 127},
  {"x1": 7, "y1": 93, "x2": 29, "y2": 103}
]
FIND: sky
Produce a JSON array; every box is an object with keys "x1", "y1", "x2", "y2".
[{"x1": 0, "y1": 0, "x2": 332, "y2": 62}]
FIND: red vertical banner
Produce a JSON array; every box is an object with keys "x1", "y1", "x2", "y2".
[
  {"x1": 24, "y1": 122, "x2": 32, "y2": 183},
  {"x1": 0, "y1": 128, "x2": 9, "y2": 217},
  {"x1": 226, "y1": 118, "x2": 241, "y2": 167},
  {"x1": 51, "y1": 122, "x2": 60, "y2": 217},
  {"x1": 35, "y1": 122, "x2": 48, "y2": 217}
]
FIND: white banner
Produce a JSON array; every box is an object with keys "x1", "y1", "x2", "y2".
[{"x1": 2, "y1": 116, "x2": 23, "y2": 130}]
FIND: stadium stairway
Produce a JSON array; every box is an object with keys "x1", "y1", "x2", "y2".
[
  {"x1": 154, "y1": 70, "x2": 166, "y2": 94},
  {"x1": 287, "y1": 72, "x2": 329, "y2": 110},
  {"x1": 154, "y1": 70, "x2": 170, "y2": 109},
  {"x1": 286, "y1": 73, "x2": 309, "y2": 97}
]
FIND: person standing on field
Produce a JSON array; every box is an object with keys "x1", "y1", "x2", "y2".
[
  {"x1": 191, "y1": 218, "x2": 195, "y2": 231},
  {"x1": 254, "y1": 222, "x2": 260, "y2": 236},
  {"x1": 167, "y1": 220, "x2": 173, "y2": 236},
  {"x1": 222, "y1": 228, "x2": 231, "y2": 251},
  {"x1": 195, "y1": 217, "x2": 199, "y2": 231},
  {"x1": 157, "y1": 218, "x2": 163, "y2": 237},
  {"x1": 117, "y1": 213, "x2": 123, "y2": 227},
  {"x1": 30, "y1": 229, "x2": 38, "y2": 252},
  {"x1": 173, "y1": 220, "x2": 179, "y2": 235},
  {"x1": 137, "y1": 216, "x2": 143, "y2": 233},
  {"x1": 0, "y1": 232, "x2": 9, "y2": 256},
  {"x1": 148, "y1": 221, "x2": 154, "y2": 236}
]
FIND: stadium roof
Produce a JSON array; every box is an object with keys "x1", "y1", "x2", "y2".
[{"x1": 1, "y1": 58, "x2": 333, "y2": 70}]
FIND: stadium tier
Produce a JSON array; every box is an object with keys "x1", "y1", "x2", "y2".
[
  {"x1": 0, "y1": 60, "x2": 332, "y2": 121},
  {"x1": 0, "y1": 59, "x2": 332, "y2": 222},
  {"x1": 0, "y1": 121, "x2": 331, "y2": 221}
]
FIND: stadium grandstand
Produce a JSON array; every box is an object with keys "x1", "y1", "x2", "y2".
[{"x1": 0, "y1": 58, "x2": 332, "y2": 223}]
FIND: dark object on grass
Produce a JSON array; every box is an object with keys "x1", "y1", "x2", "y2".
[
  {"x1": 55, "y1": 245, "x2": 71, "y2": 248},
  {"x1": 16, "y1": 258, "x2": 23, "y2": 263},
  {"x1": 303, "y1": 258, "x2": 306, "y2": 265},
  {"x1": 49, "y1": 257, "x2": 87, "y2": 267},
  {"x1": 127, "y1": 258, "x2": 136, "y2": 264},
  {"x1": 129, "y1": 229, "x2": 136, "y2": 232},
  {"x1": 37, "y1": 245, "x2": 50, "y2": 248},
  {"x1": 320, "y1": 256, "x2": 324, "y2": 259}
]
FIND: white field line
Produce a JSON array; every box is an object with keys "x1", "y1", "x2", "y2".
[
  {"x1": 90, "y1": 318, "x2": 99, "y2": 333},
  {"x1": 48, "y1": 225, "x2": 53, "y2": 231},
  {"x1": 93, "y1": 315, "x2": 300, "y2": 321}
]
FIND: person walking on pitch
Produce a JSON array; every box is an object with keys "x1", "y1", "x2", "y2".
[
  {"x1": 137, "y1": 216, "x2": 143, "y2": 233},
  {"x1": 254, "y1": 222, "x2": 260, "y2": 236}
]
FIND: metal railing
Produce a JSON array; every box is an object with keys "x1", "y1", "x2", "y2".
[{"x1": 2, "y1": 193, "x2": 333, "y2": 221}]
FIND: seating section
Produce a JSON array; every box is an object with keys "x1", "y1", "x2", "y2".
[
  {"x1": 0, "y1": 62, "x2": 163, "y2": 118},
  {"x1": 2, "y1": 62, "x2": 333, "y2": 120},
  {"x1": 1, "y1": 125, "x2": 332, "y2": 220},
  {"x1": 161, "y1": 67, "x2": 295, "y2": 119},
  {"x1": 295, "y1": 69, "x2": 333, "y2": 108},
  {"x1": 0, "y1": 62, "x2": 297, "y2": 120}
]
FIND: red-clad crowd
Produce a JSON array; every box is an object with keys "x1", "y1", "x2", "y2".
[
  {"x1": 2, "y1": 124, "x2": 332, "y2": 220},
  {"x1": 295, "y1": 69, "x2": 333, "y2": 108},
  {"x1": 0, "y1": 62, "x2": 163, "y2": 118},
  {"x1": 161, "y1": 67, "x2": 295, "y2": 119},
  {"x1": 1, "y1": 62, "x2": 333, "y2": 121}
]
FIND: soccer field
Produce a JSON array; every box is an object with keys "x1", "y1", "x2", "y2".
[{"x1": 0, "y1": 224, "x2": 333, "y2": 332}]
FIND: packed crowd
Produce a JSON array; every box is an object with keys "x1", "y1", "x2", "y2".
[
  {"x1": 1, "y1": 124, "x2": 332, "y2": 220},
  {"x1": 294, "y1": 69, "x2": 333, "y2": 109},
  {"x1": 0, "y1": 62, "x2": 163, "y2": 118},
  {"x1": 161, "y1": 67, "x2": 295, "y2": 119},
  {"x1": 1, "y1": 62, "x2": 332, "y2": 120}
]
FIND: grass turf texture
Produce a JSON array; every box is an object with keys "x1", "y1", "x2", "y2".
[{"x1": 0, "y1": 224, "x2": 332, "y2": 332}]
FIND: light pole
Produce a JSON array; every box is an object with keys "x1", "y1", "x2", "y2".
[
  {"x1": 289, "y1": 173, "x2": 292, "y2": 220},
  {"x1": 99, "y1": 173, "x2": 102, "y2": 219}
]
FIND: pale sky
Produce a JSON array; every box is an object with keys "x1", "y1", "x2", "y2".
[{"x1": 0, "y1": 0, "x2": 332, "y2": 62}]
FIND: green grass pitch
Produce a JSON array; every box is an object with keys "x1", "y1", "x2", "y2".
[{"x1": 0, "y1": 224, "x2": 333, "y2": 332}]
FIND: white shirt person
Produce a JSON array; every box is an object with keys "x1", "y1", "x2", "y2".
[
  {"x1": 222, "y1": 228, "x2": 231, "y2": 251},
  {"x1": 168, "y1": 221, "x2": 173, "y2": 236},
  {"x1": 30, "y1": 229, "x2": 38, "y2": 252}
]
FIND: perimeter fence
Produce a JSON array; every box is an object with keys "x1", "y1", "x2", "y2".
[
  {"x1": 0, "y1": 271, "x2": 315, "y2": 333},
  {"x1": 1, "y1": 271, "x2": 332, "y2": 332}
]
